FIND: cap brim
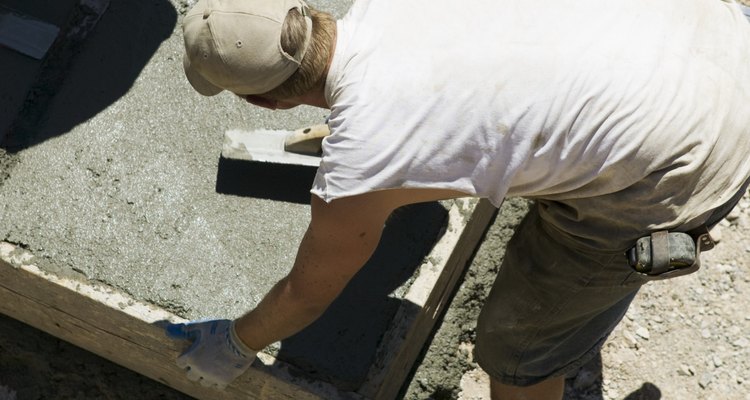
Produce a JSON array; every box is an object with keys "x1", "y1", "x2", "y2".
[{"x1": 183, "y1": 54, "x2": 224, "y2": 97}]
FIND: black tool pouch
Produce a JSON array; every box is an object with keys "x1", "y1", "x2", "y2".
[
  {"x1": 626, "y1": 228, "x2": 715, "y2": 280},
  {"x1": 625, "y1": 175, "x2": 750, "y2": 281}
]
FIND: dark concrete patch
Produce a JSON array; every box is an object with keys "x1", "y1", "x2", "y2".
[
  {"x1": 216, "y1": 156, "x2": 318, "y2": 204},
  {"x1": 4, "y1": 0, "x2": 174, "y2": 150},
  {"x1": 0, "y1": 0, "x2": 74, "y2": 143}
]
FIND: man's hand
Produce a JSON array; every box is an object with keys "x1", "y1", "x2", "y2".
[{"x1": 166, "y1": 319, "x2": 257, "y2": 389}]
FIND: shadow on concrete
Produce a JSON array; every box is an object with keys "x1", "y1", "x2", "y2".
[
  {"x1": 215, "y1": 157, "x2": 318, "y2": 204},
  {"x1": 274, "y1": 201, "x2": 449, "y2": 391},
  {"x1": 1, "y1": 0, "x2": 176, "y2": 151}
]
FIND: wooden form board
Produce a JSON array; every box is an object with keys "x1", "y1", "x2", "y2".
[{"x1": 0, "y1": 198, "x2": 496, "y2": 399}]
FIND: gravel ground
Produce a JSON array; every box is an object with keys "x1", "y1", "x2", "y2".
[{"x1": 447, "y1": 194, "x2": 750, "y2": 400}]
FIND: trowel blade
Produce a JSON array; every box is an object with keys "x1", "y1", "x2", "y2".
[{"x1": 222, "y1": 129, "x2": 322, "y2": 167}]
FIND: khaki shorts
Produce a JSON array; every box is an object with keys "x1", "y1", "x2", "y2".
[
  {"x1": 473, "y1": 169, "x2": 750, "y2": 387},
  {"x1": 474, "y1": 204, "x2": 649, "y2": 387}
]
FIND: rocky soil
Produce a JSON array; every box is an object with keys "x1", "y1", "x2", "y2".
[{"x1": 438, "y1": 194, "x2": 750, "y2": 400}]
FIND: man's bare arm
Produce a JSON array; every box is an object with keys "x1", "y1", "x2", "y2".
[{"x1": 234, "y1": 188, "x2": 466, "y2": 351}]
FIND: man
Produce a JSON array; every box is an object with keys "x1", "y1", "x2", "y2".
[{"x1": 168, "y1": 0, "x2": 750, "y2": 398}]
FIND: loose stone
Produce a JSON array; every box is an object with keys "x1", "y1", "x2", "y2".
[{"x1": 635, "y1": 327, "x2": 650, "y2": 340}]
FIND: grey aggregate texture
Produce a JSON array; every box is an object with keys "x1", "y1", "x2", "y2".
[
  {"x1": 0, "y1": 0, "x2": 336, "y2": 319},
  {"x1": 0, "y1": 0, "x2": 461, "y2": 390}
]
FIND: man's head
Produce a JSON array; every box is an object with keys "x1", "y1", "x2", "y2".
[{"x1": 182, "y1": 0, "x2": 335, "y2": 102}]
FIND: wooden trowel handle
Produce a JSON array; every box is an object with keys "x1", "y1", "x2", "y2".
[{"x1": 283, "y1": 124, "x2": 331, "y2": 156}]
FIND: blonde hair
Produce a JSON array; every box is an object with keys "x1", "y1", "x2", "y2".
[{"x1": 263, "y1": 7, "x2": 336, "y2": 100}]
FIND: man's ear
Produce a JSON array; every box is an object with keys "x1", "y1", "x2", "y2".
[{"x1": 242, "y1": 95, "x2": 279, "y2": 110}]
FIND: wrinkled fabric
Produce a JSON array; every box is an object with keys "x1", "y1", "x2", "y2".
[{"x1": 314, "y1": 0, "x2": 750, "y2": 251}]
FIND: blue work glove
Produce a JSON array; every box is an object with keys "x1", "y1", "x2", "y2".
[{"x1": 166, "y1": 319, "x2": 257, "y2": 389}]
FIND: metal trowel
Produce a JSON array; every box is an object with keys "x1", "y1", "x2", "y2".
[{"x1": 222, "y1": 124, "x2": 330, "y2": 167}]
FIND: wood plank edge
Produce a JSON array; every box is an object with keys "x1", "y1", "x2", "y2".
[
  {"x1": 0, "y1": 244, "x2": 357, "y2": 400},
  {"x1": 357, "y1": 198, "x2": 497, "y2": 399}
]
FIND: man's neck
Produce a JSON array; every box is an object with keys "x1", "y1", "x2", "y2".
[
  {"x1": 303, "y1": 23, "x2": 337, "y2": 109},
  {"x1": 258, "y1": 23, "x2": 337, "y2": 110}
]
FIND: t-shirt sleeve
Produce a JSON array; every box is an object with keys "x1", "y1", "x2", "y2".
[{"x1": 309, "y1": 101, "x2": 512, "y2": 206}]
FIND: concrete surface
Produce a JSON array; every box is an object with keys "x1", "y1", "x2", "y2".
[{"x1": 0, "y1": 0, "x2": 456, "y2": 390}]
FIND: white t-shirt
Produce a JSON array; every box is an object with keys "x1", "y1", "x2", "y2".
[{"x1": 312, "y1": 0, "x2": 750, "y2": 250}]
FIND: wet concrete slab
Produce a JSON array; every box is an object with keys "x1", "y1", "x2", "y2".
[{"x1": 0, "y1": 0, "x2": 454, "y2": 390}]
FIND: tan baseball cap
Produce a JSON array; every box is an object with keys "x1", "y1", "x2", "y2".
[{"x1": 182, "y1": 0, "x2": 313, "y2": 96}]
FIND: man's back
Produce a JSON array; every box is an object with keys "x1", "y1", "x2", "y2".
[{"x1": 316, "y1": 0, "x2": 750, "y2": 249}]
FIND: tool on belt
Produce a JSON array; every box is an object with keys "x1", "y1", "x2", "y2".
[
  {"x1": 626, "y1": 228, "x2": 715, "y2": 280},
  {"x1": 626, "y1": 174, "x2": 750, "y2": 280}
]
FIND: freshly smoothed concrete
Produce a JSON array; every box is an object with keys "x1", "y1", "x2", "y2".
[{"x1": 0, "y1": 0, "x2": 464, "y2": 390}]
